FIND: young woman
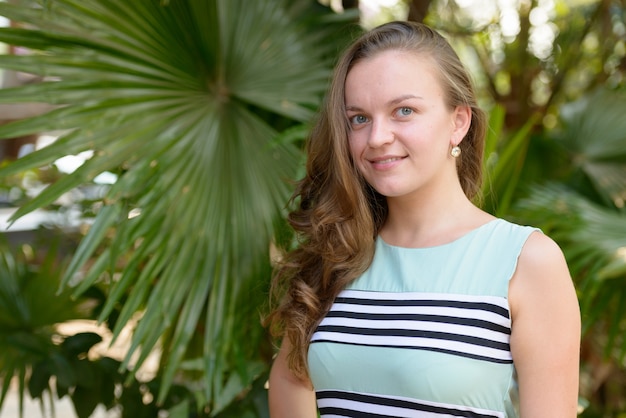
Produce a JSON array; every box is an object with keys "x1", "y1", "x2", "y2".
[{"x1": 267, "y1": 21, "x2": 580, "y2": 418}]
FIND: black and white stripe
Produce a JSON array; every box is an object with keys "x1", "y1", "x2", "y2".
[
  {"x1": 317, "y1": 390, "x2": 505, "y2": 418},
  {"x1": 310, "y1": 290, "x2": 512, "y2": 364}
]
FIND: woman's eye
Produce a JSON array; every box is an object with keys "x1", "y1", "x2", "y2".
[
  {"x1": 350, "y1": 114, "x2": 368, "y2": 125},
  {"x1": 397, "y1": 107, "x2": 413, "y2": 116}
]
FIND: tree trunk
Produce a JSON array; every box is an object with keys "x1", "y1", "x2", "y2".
[
  {"x1": 407, "y1": 0, "x2": 432, "y2": 22},
  {"x1": 342, "y1": 0, "x2": 359, "y2": 10}
]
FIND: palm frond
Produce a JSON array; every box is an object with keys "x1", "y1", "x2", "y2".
[
  {"x1": 556, "y1": 88, "x2": 626, "y2": 208},
  {"x1": 481, "y1": 105, "x2": 541, "y2": 216},
  {"x1": 514, "y1": 184, "x2": 626, "y2": 358},
  {"x1": 0, "y1": 0, "x2": 355, "y2": 407}
]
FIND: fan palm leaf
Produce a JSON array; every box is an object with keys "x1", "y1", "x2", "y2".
[
  {"x1": 514, "y1": 184, "x2": 626, "y2": 357},
  {"x1": 511, "y1": 88, "x2": 626, "y2": 360},
  {"x1": 0, "y1": 0, "x2": 356, "y2": 407},
  {"x1": 557, "y1": 88, "x2": 626, "y2": 209}
]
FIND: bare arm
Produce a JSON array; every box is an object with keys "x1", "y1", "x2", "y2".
[
  {"x1": 509, "y1": 232, "x2": 581, "y2": 418},
  {"x1": 268, "y1": 338, "x2": 317, "y2": 418}
]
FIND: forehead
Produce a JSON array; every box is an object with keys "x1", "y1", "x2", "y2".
[{"x1": 344, "y1": 50, "x2": 444, "y2": 102}]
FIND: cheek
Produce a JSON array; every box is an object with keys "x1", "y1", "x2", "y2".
[{"x1": 348, "y1": 127, "x2": 370, "y2": 151}]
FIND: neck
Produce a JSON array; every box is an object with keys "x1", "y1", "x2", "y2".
[{"x1": 381, "y1": 181, "x2": 491, "y2": 248}]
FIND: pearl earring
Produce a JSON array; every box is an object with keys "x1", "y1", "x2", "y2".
[{"x1": 451, "y1": 146, "x2": 461, "y2": 158}]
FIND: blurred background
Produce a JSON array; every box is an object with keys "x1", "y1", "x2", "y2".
[{"x1": 0, "y1": 0, "x2": 625, "y2": 416}]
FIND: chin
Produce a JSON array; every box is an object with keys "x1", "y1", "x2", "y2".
[{"x1": 373, "y1": 187, "x2": 408, "y2": 198}]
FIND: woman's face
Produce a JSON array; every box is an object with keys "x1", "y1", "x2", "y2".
[{"x1": 344, "y1": 50, "x2": 470, "y2": 202}]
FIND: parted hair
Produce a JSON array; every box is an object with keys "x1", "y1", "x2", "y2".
[{"x1": 267, "y1": 21, "x2": 487, "y2": 381}]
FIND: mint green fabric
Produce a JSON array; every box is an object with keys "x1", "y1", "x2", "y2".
[
  {"x1": 308, "y1": 219, "x2": 538, "y2": 417},
  {"x1": 349, "y1": 219, "x2": 537, "y2": 297}
]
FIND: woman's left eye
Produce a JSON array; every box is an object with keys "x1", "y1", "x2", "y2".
[{"x1": 397, "y1": 107, "x2": 413, "y2": 116}]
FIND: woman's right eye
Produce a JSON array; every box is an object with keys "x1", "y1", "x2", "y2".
[{"x1": 349, "y1": 114, "x2": 368, "y2": 125}]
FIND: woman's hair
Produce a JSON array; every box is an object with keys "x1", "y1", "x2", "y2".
[{"x1": 267, "y1": 21, "x2": 487, "y2": 381}]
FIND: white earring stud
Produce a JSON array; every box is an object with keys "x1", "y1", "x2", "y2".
[{"x1": 451, "y1": 145, "x2": 461, "y2": 158}]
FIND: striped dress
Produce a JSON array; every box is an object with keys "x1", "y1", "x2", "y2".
[{"x1": 308, "y1": 219, "x2": 538, "y2": 418}]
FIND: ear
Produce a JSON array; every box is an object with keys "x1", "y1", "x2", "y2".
[{"x1": 451, "y1": 106, "x2": 472, "y2": 146}]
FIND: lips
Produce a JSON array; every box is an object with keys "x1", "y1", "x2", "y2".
[
  {"x1": 374, "y1": 157, "x2": 403, "y2": 164},
  {"x1": 368, "y1": 155, "x2": 406, "y2": 164},
  {"x1": 366, "y1": 155, "x2": 407, "y2": 171}
]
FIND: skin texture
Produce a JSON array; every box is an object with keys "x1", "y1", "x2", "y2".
[
  {"x1": 509, "y1": 232, "x2": 581, "y2": 418},
  {"x1": 345, "y1": 51, "x2": 466, "y2": 205},
  {"x1": 269, "y1": 48, "x2": 580, "y2": 418},
  {"x1": 269, "y1": 338, "x2": 316, "y2": 417}
]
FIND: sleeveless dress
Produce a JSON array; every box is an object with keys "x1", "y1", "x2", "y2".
[{"x1": 308, "y1": 219, "x2": 538, "y2": 418}]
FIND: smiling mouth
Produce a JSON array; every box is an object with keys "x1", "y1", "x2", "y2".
[{"x1": 372, "y1": 157, "x2": 404, "y2": 164}]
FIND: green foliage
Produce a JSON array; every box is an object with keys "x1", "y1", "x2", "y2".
[
  {"x1": 514, "y1": 88, "x2": 626, "y2": 350},
  {"x1": 556, "y1": 89, "x2": 626, "y2": 208},
  {"x1": 0, "y1": 0, "x2": 357, "y2": 413},
  {"x1": 0, "y1": 240, "x2": 88, "y2": 416},
  {"x1": 507, "y1": 88, "x2": 626, "y2": 414},
  {"x1": 481, "y1": 104, "x2": 541, "y2": 215},
  {"x1": 3, "y1": 0, "x2": 620, "y2": 414},
  {"x1": 0, "y1": 239, "x2": 237, "y2": 417},
  {"x1": 213, "y1": 372, "x2": 270, "y2": 418},
  {"x1": 428, "y1": 0, "x2": 625, "y2": 132}
]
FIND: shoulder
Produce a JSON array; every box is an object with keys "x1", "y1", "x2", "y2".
[
  {"x1": 516, "y1": 231, "x2": 568, "y2": 282},
  {"x1": 508, "y1": 231, "x2": 581, "y2": 416},
  {"x1": 508, "y1": 230, "x2": 578, "y2": 321},
  {"x1": 518, "y1": 230, "x2": 566, "y2": 269}
]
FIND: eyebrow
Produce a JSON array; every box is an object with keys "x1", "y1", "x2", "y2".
[{"x1": 345, "y1": 94, "x2": 424, "y2": 112}]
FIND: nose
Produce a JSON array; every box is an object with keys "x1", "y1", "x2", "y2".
[{"x1": 367, "y1": 118, "x2": 394, "y2": 148}]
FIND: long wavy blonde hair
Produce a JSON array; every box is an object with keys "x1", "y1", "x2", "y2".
[{"x1": 267, "y1": 21, "x2": 487, "y2": 381}]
